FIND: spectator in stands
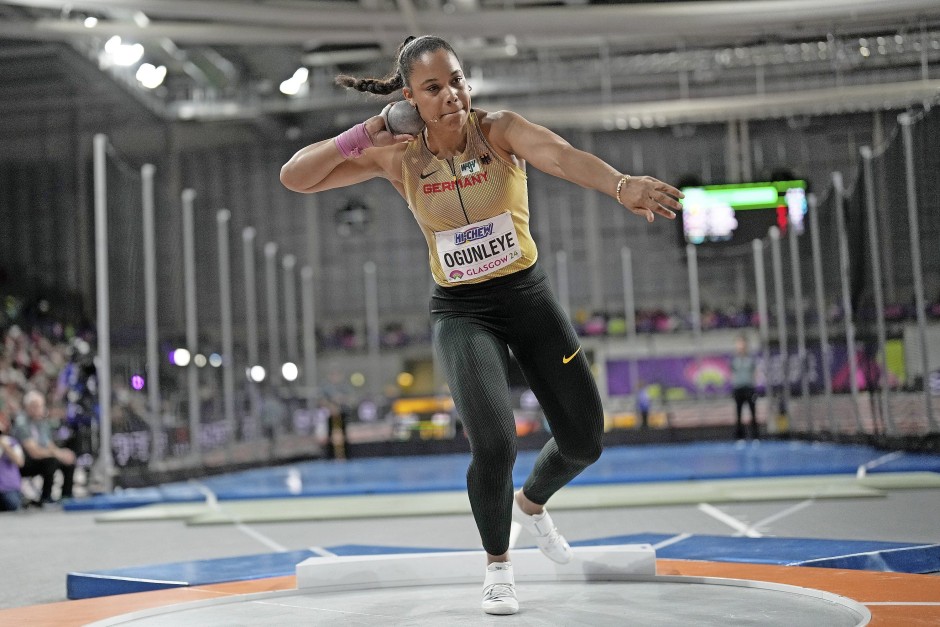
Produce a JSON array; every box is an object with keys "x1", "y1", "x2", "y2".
[
  {"x1": 730, "y1": 334, "x2": 758, "y2": 441},
  {"x1": 635, "y1": 381, "x2": 651, "y2": 430},
  {"x1": 13, "y1": 390, "x2": 75, "y2": 504},
  {"x1": 0, "y1": 407, "x2": 24, "y2": 511},
  {"x1": 320, "y1": 371, "x2": 353, "y2": 460}
]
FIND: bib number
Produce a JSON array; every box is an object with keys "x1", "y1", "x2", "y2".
[{"x1": 435, "y1": 212, "x2": 521, "y2": 283}]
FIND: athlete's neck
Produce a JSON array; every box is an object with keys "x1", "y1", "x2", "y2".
[{"x1": 425, "y1": 124, "x2": 467, "y2": 160}]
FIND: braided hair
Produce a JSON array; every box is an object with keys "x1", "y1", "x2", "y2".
[{"x1": 335, "y1": 35, "x2": 460, "y2": 95}]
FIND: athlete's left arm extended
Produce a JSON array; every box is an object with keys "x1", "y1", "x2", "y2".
[{"x1": 492, "y1": 110, "x2": 682, "y2": 221}]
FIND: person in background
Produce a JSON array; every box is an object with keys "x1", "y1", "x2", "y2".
[
  {"x1": 635, "y1": 381, "x2": 651, "y2": 430},
  {"x1": 13, "y1": 390, "x2": 75, "y2": 504},
  {"x1": 0, "y1": 407, "x2": 25, "y2": 511},
  {"x1": 731, "y1": 334, "x2": 758, "y2": 441}
]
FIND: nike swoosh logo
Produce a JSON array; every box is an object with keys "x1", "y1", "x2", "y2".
[
  {"x1": 562, "y1": 347, "x2": 582, "y2": 364},
  {"x1": 420, "y1": 169, "x2": 439, "y2": 179}
]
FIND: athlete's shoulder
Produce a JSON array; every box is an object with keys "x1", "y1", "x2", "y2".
[
  {"x1": 475, "y1": 109, "x2": 526, "y2": 155},
  {"x1": 476, "y1": 108, "x2": 526, "y2": 130}
]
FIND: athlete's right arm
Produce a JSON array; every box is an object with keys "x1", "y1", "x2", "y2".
[{"x1": 280, "y1": 116, "x2": 413, "y2": 194}]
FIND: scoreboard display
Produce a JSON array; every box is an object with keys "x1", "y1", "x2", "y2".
[{"x1": 678, "y1": 179, "x2": 808, "y2": 246}]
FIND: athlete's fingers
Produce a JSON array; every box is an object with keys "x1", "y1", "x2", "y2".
[
  {"x1": 654, "y1": 182, "x2": 684, "y2": 200},
  {"x1": 653, "y1": 191, "x2": 683, "y2": 213},
  {"x1": 652, "y1": 202, "x2": 677, "y2": 220},
  {"x1": 628, "y1": 205, "x2": 655, "y2": 222}
]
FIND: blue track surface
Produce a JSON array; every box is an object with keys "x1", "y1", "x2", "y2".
[
  {"x1": 66, "y1": 535, "x2": 940, "y2": 600},
  {"x1": 65, "y1": 441, "x2": 940, "y2": 511}
]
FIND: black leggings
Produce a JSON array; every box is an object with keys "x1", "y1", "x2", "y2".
[
  {"x1": 431, "y1": 263, "x2": 604, "y2": 556},
  {"x1": 21, "y1": 455, "x2": 74, "y2": 501},
  {"x1": 733, "y1": 386, "x2": 757, "y2": 440}
]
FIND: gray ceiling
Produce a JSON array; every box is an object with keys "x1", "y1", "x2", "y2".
[{"x1": 2, "y1": 0, "x2": 940, "y2": 135}]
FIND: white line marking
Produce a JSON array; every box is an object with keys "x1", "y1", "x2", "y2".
[
  {"x1": 75, "y1": 573, "x2": 189, "y2": 585},
  {"x1": 188, "y1": 479, "x2": 219, "y2": 509},
  {"x1": 190, "y1": 479, "x2": 287, "y2": 552},
  {"x1": 508, "y1": 521, "x2": 521, "y2": 549},
  {"x1": 862, "y1": 602, "x2": 940, "y2": 606},
  {"x1": 794, "y1": 543, "x2": 940, "y2": 566},
  {"x1": 856, "y1": 450, "x2": 904, "y2": 478},
  {"x1": 697, "y1": 503, "x2": 762, "y2": 538},
  {"x1": 652, "y1": 533, "x2": 692, "y2": 550},
  {"x1": 236, "y1": 523, "x2": 288, "y2": 553},
  {"x1": 308, "y1": 546, "x2": 337, "y2": 557},
  {"x1": 749, "y1": 499, "x2": 815, "y2": 532}
]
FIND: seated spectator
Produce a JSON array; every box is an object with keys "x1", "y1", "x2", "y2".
[
  {"x1": 13, "y1": 390, "x2": 75, "y2": 504},
  {"x1": 582, "y1": 312, "x2": 607, "y2": 336},
  {"x1": 0, "y1": 408, "x2": 24, "y2": 511}
]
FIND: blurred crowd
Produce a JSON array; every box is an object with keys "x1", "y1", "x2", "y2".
[
  {"x1": 316, "y1": 297, "x2": 940, "y2": 349},
  {"x1": 0, "y1": 295, "x2": 98, "y2": 511}
]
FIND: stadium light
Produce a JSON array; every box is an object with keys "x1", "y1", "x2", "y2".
[
  {"x1": 248, "y1": 365, "x2": 266, "y2": 382},
  {"x1": 136, "y1": 63, "x2": 167, "y2": 89},
  {"x1": 282, "y1": 362, "x2": 299, "y2": 382},
  {"x1": 279, "y1": 67, "x2": 309, "y2": 96},
  {"x1": 172, "y1": 348, "x2": 191, "y2": 367},
  {"x1": 104, "y1": 36, "x2": 144, "y2": 67}
]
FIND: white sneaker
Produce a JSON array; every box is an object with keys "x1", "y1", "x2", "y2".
[
  {"x1": 482, "y1": 562, "x2": 519, "y2": 615},
  {"x1": 513, "y1": 494, "x2": 572, "y2": 564}
]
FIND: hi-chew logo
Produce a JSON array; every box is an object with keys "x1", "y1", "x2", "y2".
[{"x1": 454, "y1": 222, "x2": 493, "y2": 245}]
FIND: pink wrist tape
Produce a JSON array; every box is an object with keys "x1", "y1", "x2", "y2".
[{"x1": 334, "y1": 123, "x2": 373, "y2": 159}]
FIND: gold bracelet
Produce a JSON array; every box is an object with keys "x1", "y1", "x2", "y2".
[{"x1": 615, "y1": 174, "x2": 631, "y2": 206}]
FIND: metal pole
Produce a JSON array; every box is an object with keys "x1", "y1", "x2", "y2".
[
  {"x1": 861, "y1": 147, "x2": 894, "y2": 435},
  {"x1": 282, "y1": 254, "x2": 299, "y2": 366},
  {"x1": 217, "y1": 209, "x2": 236, "y2": 449},
  {"x1": 580, "y1": 133, "x2": 604, "y2": 312},
  {"x1": 556, "y1": 250, "x2": 570, "y2": 316},
  {"x1": 242, "y1": 227, "x2": 260, "y2": 423},
  {"x1": 788, "y1": 218, "x2": 811, "y2": 432},
  {"x1": 686, "y1": 244, "x2": 702, "y2": 397},
  {"x1": 242, "y1": 228, "x2": 259, "y2": 370},
  {"x1": 753, "y1": 239, "x2": 772, "y2": 427},
  {"x1": 833, "y1": 172, "x2": 864, "y2": 432},
  {"x1": 808, "y1": 193, "x2": 836, "y2": 434},
  {"x1": 301, "y1": 266, "x2": 319, "y2": 415},
  {"x1": 264, "y1": 242, "x2": 280, "y2": 385},
  {"x1": 364, "y1": 261, "x2": 381, "y2": 398},
  {"x1": 769, "y1": 226, "x2": 789, "y2": 427},
  {"x1": 181, "y1": 188, "x2": 200, "y2": 459},
  {"x1": 899, "y1": 113, "x2": 937, "y2": 432},
  {"x1": 621, "y1": 247, "x2": 639, "y2": 395},
  {"x1": 92, "y1": 134, "x2": 113, "y2": 491},
  {"x1": 141, "y1": 163, "x2": 162, "y2": 463}
]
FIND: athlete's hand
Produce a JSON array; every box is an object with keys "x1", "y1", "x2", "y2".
[
  {"x1": 364, "y1": 115, "x2": 416, "y2": 147},
  {"x1": 619, "y1": 175, "x2": 684, "y2": 223}
]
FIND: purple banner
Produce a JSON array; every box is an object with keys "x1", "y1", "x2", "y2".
[{"x1": 607, "y1": 345, "x2": 889, "y2": 397}]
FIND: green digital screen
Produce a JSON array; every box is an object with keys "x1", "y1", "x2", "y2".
[{"x1": 678, "y1": 180, "x2": 808, "y2": 245}]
